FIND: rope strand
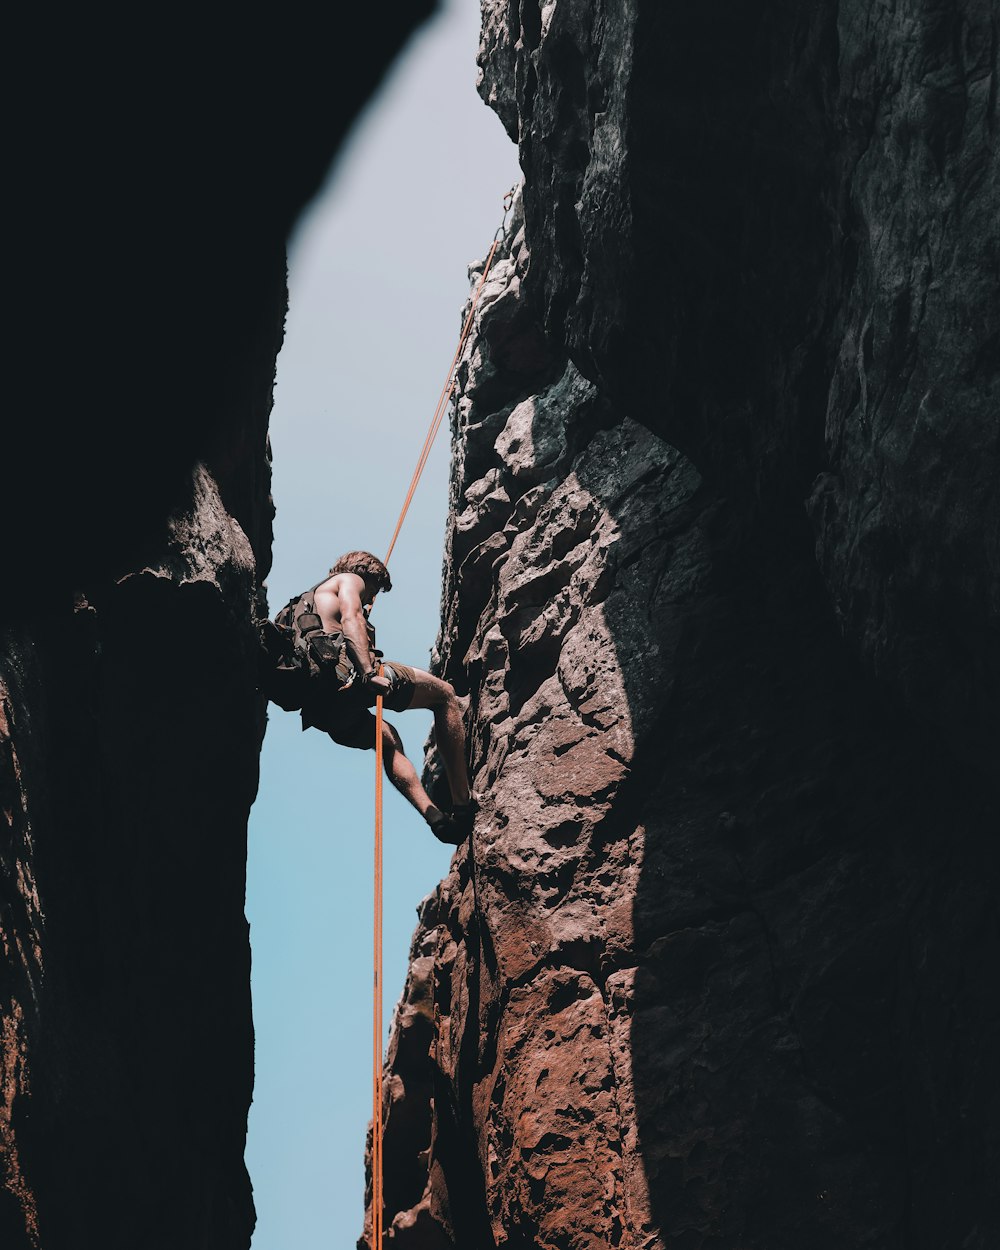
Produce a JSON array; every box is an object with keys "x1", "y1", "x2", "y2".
[
  {"x1": 373, "y1": 670, "x2": 385, "y2": 1250},
  {"x1": 383, "y1": 234, "x2": 503, "y2": 566}
]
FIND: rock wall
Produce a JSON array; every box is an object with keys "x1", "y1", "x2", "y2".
[
  {"x1": 1, "y1": 6, "x2": 435, "y2": 1248},
  {"x1": 367, "y1": 2, "x2": 999, "y2": 1246},
  {"x1": 1, "y1": 469, "x2": 263, "y2": 1250},
  {"x1": 478, "y1": 0, "x2": 999, "y2": 773},
  {"x1": 5, "y1": 7, "x2": 433, "y2": 616}
]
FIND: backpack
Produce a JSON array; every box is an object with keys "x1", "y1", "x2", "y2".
[{"x1": 257, "y1": 584, "x2": 347, "y2": 712}]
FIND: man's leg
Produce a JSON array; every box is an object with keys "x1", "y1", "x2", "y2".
[
  {"x1": 325, "y1": 705, "x2": 466, "y2": 843},
  {"x1": 379, "y1": 719, "x2": 434, "y2": 817},
  {"x1": 379, "y1": 719, "x2": 468, "y2": 845},
  {"x1": 402, "y1": 670, "x2": 471, "y2": 807}
]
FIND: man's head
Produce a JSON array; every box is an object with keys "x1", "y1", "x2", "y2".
[{"x1": 330, "y1": 550, "x2": 392, "y2": 597}]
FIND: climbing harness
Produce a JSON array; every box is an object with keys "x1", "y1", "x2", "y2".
[
  {"x1": 261, "y1": 583, "x2": 349, "y2": 710},
  {"x1": 369, "y1": 185, "x2": 515, "y2": 1248}
]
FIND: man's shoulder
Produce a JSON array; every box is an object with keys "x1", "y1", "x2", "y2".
[
  {"x1": 318, "y1": 571, "x2": 364, "y2": 595},
  {"x1": 314, "y1": 573, "x2": 347, "y2": 594}
]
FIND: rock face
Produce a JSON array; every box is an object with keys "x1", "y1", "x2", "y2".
[
  {"x1": 5, "y1": 7, "x2": 433, "y2": 617},
  {"x1": 1, "y1": 469, "x2": 263, "y2": 1250},
  {"x1": 367, "y1": 3, "x2": 998, "y2": 1246},
  {"x1": 478, "y1": 0, "x2": 999, "y2": 773},
  {"x1": 1, "y1": 7, "x2": 434, "y2": 1248}
]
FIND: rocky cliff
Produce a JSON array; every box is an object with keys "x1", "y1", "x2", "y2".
[
  {"x1": 1, "y1": 7, "x2": 434, "y2": 1248},
  {"x1": 367, "y1": 3, "x2": 998, "y2": 1247}
]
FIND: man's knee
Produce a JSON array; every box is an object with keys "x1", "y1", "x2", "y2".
[
  {"x1": 408, "y1": 668, "x2": 456, "y2": 709},
  {"x1": 381, "y1": 720, "x2": 404, "y2": 752}
]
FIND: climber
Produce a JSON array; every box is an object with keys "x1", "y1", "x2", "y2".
[{"x1": 296, "y1": 550, "x2": 475, "y2": 844}]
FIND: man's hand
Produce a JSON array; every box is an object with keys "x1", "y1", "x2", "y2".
[{"x1": 362, "y1": 672, "x2": 392, "y2": 696}]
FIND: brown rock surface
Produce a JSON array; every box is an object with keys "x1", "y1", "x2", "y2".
[{"x1": 365, "y1": 161, "x2": 998, "y2": 1248}]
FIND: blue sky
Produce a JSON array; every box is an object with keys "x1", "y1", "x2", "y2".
[{"x1": 245, "y1": 4, "x2": 521, "y2": 1245}]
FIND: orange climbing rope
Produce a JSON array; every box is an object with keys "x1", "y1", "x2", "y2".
[
  {"x1": 371, "y1": 187, "x2": 515, "y2": 1248},
  {"x1": 383, "y1": 187, "x2": 516, "y2": 567},
  {"x1": 373, "y1": 667, "x2": 385, "y2": 1250}
]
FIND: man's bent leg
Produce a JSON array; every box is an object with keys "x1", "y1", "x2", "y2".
[
  {"x1": 380, "y1": 720, "x2": 434, "y2": 817},
  {"x1": 380, "y1": 720, "x2": 468, "y2": 844},
  {"x1": 402, "y1": 670, "x2": 471, "y2": 807},
  {"x1": 322, "y1": 705, "x2": 464, "y2": 841}
]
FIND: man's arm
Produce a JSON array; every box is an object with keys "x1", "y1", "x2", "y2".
[
  {"x1": 338, "y1": 575, "x2": 377, "y2": 677},
  {"x1": 337, "y1": 576, "x2": 391, "y2": 695}
]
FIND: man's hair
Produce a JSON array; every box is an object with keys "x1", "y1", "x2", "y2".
[{"x1": 330, "y1": 550, "x2": 392, "y2": 593}]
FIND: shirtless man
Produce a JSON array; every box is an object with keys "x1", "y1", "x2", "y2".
[{"x1": 298, "y1": 550, "x2": 475, "y2": 844}]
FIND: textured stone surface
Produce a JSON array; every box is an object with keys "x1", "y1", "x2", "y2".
[
  {"x1": 478, "y1": 0, "x2": 999, "y2": 772},
  {"x1": 1, "y1": 467, "x2": 263, "y2": 1249},
  {"x1": 809, "y1": 0, "x2": 1000, "y2": 774},
  {"x1": 366, "y1": 169, "x2": 998, "y2": 1246}
]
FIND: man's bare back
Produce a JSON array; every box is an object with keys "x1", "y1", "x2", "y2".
[{"x1": 313, "y1": 571, "x2": 390, "y2": 694}]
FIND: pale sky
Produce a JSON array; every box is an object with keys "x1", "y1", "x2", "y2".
[{"x1": 245, "y1": 3, "x2": 521, "y2": 1245}]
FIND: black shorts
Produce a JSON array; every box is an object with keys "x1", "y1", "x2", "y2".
[{"x1": 301, "y1": 661, "x2": 418, "y2": 751}]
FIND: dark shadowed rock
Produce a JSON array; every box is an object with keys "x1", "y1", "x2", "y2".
[
  {"x1": 2, "y1": 467, "x2": 262, "y2": 1249},
  {"x1": 5, "y1": 5, "x2": 436, "y2": 616},
  {"x1": 478, "y1": 0, "x2": 999, "y2": 774},
  {"x1": 1, "y1": 8, "x2": 435, "y2": 1248}
]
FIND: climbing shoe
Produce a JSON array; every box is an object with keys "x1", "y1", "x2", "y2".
[
  {"x1": 447, "y1": 798, "x2": 478, "y2": 841},
  {"x1": 425, "y1": 807, "x2": 465, "y2": 846}
]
